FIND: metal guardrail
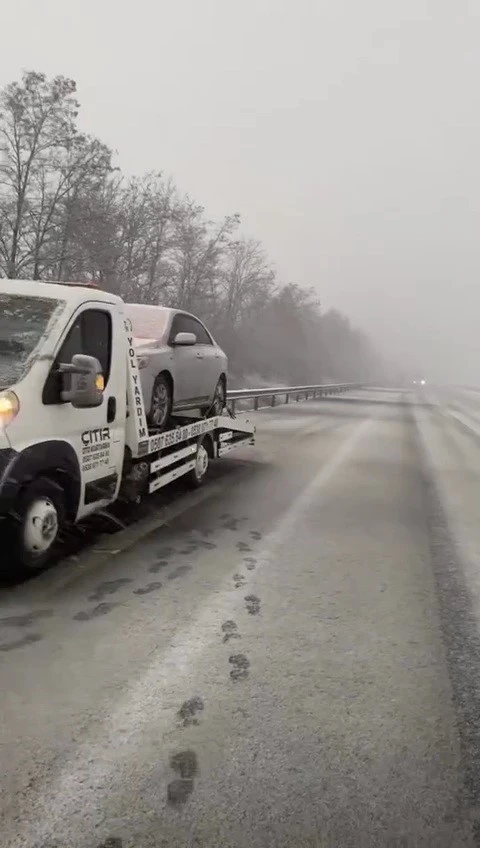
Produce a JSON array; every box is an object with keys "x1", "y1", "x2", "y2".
[{"x1": 226, "y1": 383, "x2": 362, "y2": 412}]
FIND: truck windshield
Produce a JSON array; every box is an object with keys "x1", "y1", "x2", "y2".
[{"x1": 0, "y1": 293, "x2": 65, "y2": 389}]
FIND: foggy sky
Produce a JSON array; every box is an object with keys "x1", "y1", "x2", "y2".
[{"x1": 2, "y1": 0, "x2": 479, "y2": 383}]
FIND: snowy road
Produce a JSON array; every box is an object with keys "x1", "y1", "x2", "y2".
[{"x1": 2, "y1": 389, "x2": 480, "y2": 846}]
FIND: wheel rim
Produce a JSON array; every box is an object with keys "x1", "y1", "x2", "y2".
[
  {"x1": 213, "y1": 381, "x2": 225, "y2": 415},
  {"x1": 22, "y1": 497, "x2": 59, "y2": 557},
  {"x1": 151, "y1": 382, "x2": 169, "y2": 427},
  {"x1": 195, "y1": 444, "x2": 209, "y2": 480}
]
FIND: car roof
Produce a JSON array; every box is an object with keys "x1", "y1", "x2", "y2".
[
  {"x1": 125, "y1": 303, "x2": 172, "y2": 315},
  {"x1": 125, "y1": 303, "x2": 199, "y2": 316},
  {"x1": 125, "y1": 303, "x2": 209, "y2": 323}
]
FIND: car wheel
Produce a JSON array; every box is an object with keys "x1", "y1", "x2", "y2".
[
  {"x1": 212, "y1": 377, "x2": 226, "y2": 416},
  {"x1": 149, "y1": 374, "x2": 173, "y2": 430},
  {"x1": 5, "y1": 476, "x2": 66, "y2": 575}
]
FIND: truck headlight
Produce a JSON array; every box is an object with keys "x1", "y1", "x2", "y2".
[{"x1": 0, "y1": 391, "x2": 19, "y2": 428}]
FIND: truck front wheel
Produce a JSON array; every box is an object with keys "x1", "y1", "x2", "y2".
[{"x1": 9, "y1": 476, "x2": 66, "y2": 573}]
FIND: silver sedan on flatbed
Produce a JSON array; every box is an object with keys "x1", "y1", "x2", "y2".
[{"x1": 125, "y1": 303, "x2": 228, "y2": 430}]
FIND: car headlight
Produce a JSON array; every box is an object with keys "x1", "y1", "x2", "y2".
[{"x1": 0, "y1": 391, "x2": 19, "y2": 428}]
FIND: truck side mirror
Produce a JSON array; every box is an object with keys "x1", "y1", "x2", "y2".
[{"x1": 59, "y1": 354, "x2": 104, "y2": 408}]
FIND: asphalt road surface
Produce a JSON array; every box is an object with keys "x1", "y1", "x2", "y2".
[{"x1": 3, "y1": 389, "x2": 480, "y2": 847}]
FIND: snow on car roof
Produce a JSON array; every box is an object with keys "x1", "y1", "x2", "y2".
[{"x1": 125, "y1": 303, "x2": 172, "y2": 313}]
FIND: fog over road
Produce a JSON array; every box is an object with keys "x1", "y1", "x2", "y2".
[{"x1": 3, "y1": 390, "x2": 480, "y2": 847}]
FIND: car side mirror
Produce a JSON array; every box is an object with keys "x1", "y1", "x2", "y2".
[
  {"x1": 173, "y1": 332, "x2": 196, "y2": 346},
  {"x1": 58, "y1": 354, "x2": 104, "y2": 408}
]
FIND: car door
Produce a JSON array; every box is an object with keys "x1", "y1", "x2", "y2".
[
  {"x1": 42, "y1": 305, "x2": 125, "y2": 517},
  {"x1": 168, "y1": 313, "x2": 203, "y2": 405},
  {"x1": 186, "y1": 316, "x2": 222, "y2": 399}
]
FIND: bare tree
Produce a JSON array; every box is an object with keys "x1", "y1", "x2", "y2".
[
  {"x1": 219, "y1": 238, "x2": 275, "y2": 328},
  {"x1": 172, "y1": 204, "x2": 240, "y2": 316},
  {"x1": 0, "y1": 70, "x2": 112, "y2": 279},
  {"x1": 0, "y1": 69, "x2": 382, "y2": 384},
  {"x1": 118, "y1": 173, "x2": 179, "y2": 303}
]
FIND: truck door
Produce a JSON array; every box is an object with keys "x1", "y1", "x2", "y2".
[{"x1": 41, "y1": 303, "x2": 126, "y2": 519}]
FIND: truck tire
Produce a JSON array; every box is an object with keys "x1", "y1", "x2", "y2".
[
  {"x1": 6, "y1": 476, "x2": 66, "y2": 575},
  {"x1": 187, "y1": 434, "x2": 213, "y2": 488}
]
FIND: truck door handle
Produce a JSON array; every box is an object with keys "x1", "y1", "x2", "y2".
[{"x1": 107, "y1": 396, "x2": 116, "y2": 423}]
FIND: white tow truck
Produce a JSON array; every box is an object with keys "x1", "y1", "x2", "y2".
[{"x1": 0, "y1": 280, "x2": 255, "y2": 574}]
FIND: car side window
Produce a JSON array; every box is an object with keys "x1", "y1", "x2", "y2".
[
  {"x1": 170, "y1": 314, "x2": 212, "y2": 345},
  {"x1": 43, "y1": 309, "x2": 112, "y2": 405},
  {"x1": 170, "y1": 314, "x2": 191, "y2": 340},
  {"x1": 189, "y1": 318, "x2": 213, "y2": 345}
]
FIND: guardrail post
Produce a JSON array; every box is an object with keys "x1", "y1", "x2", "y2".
[
  {"x1": 296, "y1": 393, "x2": 300, "y2": 402},
  {"x1": 286, "y1": 393, "x2": 289, "y2": 404},
  {"x1": 231, "y1": 400, "x2": 236, "y2": 414},
  {"x1": 254, "y1": 397, "x2": 259, "y2": 410},
  {"x1": 271, "y1": 394, "x2": 276, "y2": 407}
]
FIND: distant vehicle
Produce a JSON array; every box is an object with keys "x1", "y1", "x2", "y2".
[
  {"x1": 413, "y1": 379, "x2": 426, "y2": 386},
  {"x1": 125, "y1": 304, "x2": 228, "y2": 429}
]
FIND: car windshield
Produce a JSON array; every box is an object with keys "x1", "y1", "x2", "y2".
[
  {"x1": 125, "y1": 304, "x2": 170, "y2": 341},
  {"x1": 0, "y1": 293, "x2": 65, "y2": 388}
]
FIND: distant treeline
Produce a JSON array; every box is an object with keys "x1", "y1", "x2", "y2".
[{"x1": 0, "y1": 71, "x2": 380, "y2": 384}]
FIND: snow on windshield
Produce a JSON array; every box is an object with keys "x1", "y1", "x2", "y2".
[{"x1": 0, "y1": 293, "x2": 65, "y2": 388}]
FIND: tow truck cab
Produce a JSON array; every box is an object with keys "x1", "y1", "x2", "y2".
[{"x1": 0, "y1": 280, "x2": 130, "y2": 528}]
